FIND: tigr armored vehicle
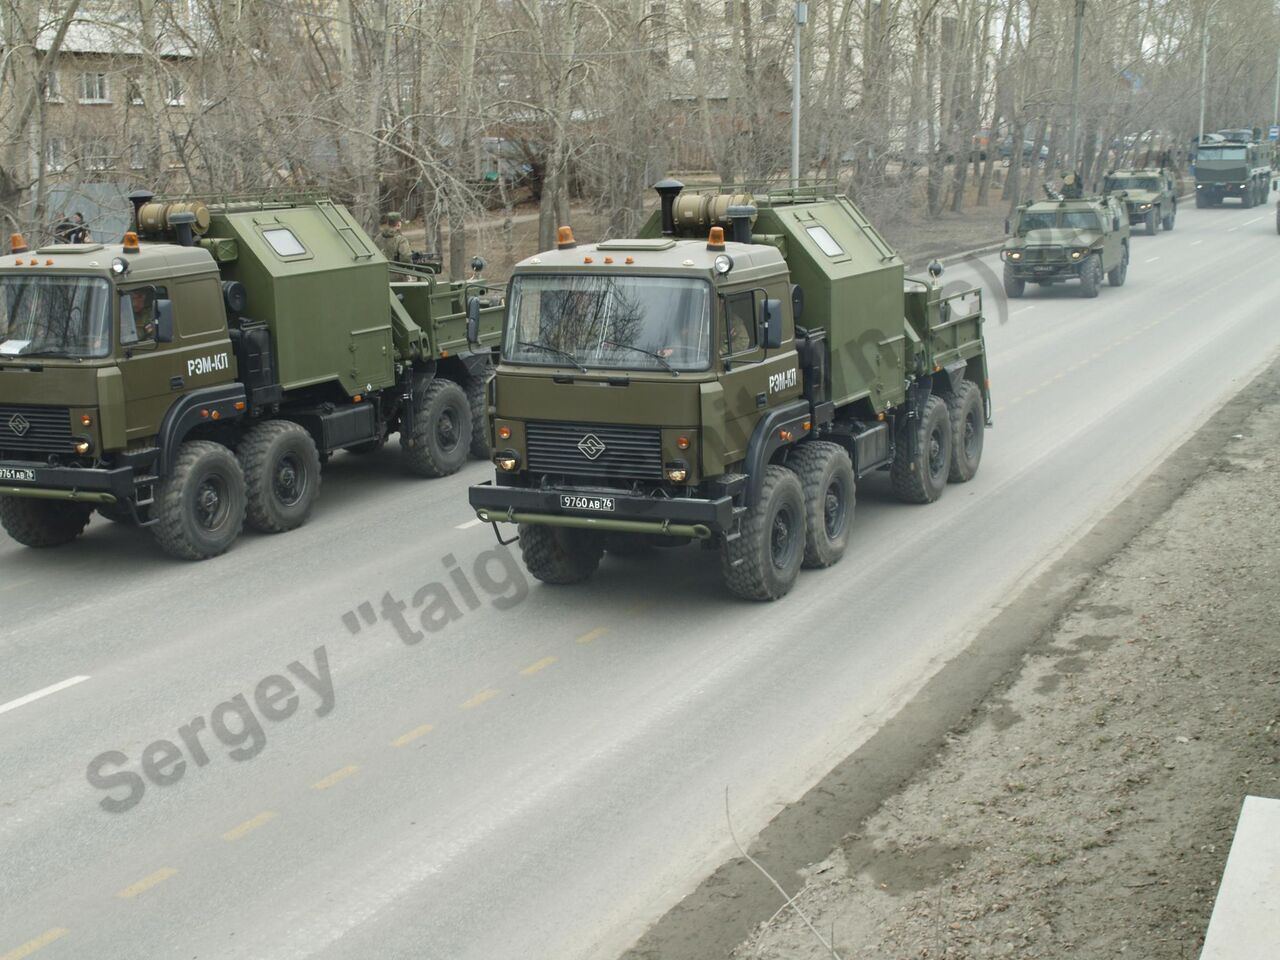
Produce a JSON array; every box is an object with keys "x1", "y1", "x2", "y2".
[
  {"x1": 1103, "y1": 168, "x2": 1177, "y2": 234},
  {"x1": 1195, "y1": 133, "x2": 1272, "y2": 207},
  {"x1": 468, "y1": 181, "x2": 991, "y2": 601},
  {"x1": 1001, "y1": 194, "x2": 1130, "y2": 298},
  {"x1": 0, "y1": 194, "x2": 502, "y2": 560}
]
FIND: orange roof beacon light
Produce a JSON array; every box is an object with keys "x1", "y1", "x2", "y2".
[
  {"x1": 122, "y1": 231, "x2": 141, "y2": 254},
  {"x1": 556, "y1": 226, "x2": 577, "y2": 250},
  {"x1": 706, "y1": 226, "x2": 726, "y2": 252},
  {"x1": 10, "y1": 233, "x2": 28, "y2": 254}
]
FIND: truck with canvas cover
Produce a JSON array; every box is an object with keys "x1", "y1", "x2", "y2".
[
  {"x1": 0, "y1": 193, "x2": 502, "y2": 560},
  {"x1": 1000, "y1": 194, "x2": 1130, "y2": 298},
  {"x1": 468, "y1": 180, "x2": 991, "y2": 600}
]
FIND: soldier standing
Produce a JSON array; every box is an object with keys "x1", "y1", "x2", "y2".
[{"x1": 377, "y1": 211, "x2": 412, "y2": 264}]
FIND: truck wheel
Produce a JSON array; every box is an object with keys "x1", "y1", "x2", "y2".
[
  {"x1": 788, "y1": 441, "x2": 854, "y2": 569},
  {"x1": 1078, "y1": 256, "x2": 1101, "y2": 298},
  {"x1": 1162, "y1": 206, "x2": 1176, "y2": 231},
  {"x1": 466, "y1": 374, "x2": 492, "y2": 460},
  {"x1": 238, "y1": 421, "x2": 322, "y2": 534},
  {"x1": 890, "y1": 395, "x2": 952, "y2": 504},
  {"x1": 1002, "y1": 266, "x2": 1025, "y2": 299},
  {"x1": 1107, "y1": 245, "x2": 1128, "y2": 287},
  {"x1": 1145, "y1": 210, "x2": 1157, "y2": 235},
  {"x1": 1243, "y1": 187, "x2": 1255, "y2": 209},
  {"x1": 1195, "y1": 192, "x2": 1207, "y2": 209},
  {"x1": 518, "y1": 524, "x2": 602, "y2": 584},
  {"x1": 403, "y1": 378, "x2": 471, "y2": 478},
  {"x1": 946, "y1": 381, "x2": 985, "y2": 483},
  {"x1": 720, "y1": 465, "x2": 806, "y2": 600},
  {"x1": 152, "y1": 441, "x2": 246, "y2": 561},
  {"x1": 0, "y1": 497, "x2": 91, "y2": 548}
]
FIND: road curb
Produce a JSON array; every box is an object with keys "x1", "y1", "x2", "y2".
[{"x1": 619, "y1": 354, "x2": 1280, "y2": 960}]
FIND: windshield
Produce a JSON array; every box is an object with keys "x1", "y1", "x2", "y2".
[
  {"x1": 1107, "y1": 177, "x2": 1159, "y2": 191},
  {"x1": 1199, "y1": 146, "x2": 1247, "y2": 161},
  {"x1": 506, "y1": 274, "x2": 712, "y2": 372},
  {"x1": 1019, "y1": 212, "x2": 1057, "y2": 232},
  {"x1": 0, "y1": 275, "x2": 112, "y2": 359},
  {"x1": 1062, "y1": 211, "x2": 1101, "y2": 230}
]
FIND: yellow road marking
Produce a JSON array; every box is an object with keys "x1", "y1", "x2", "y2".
[
  {"x1": 521, "y1": 656, "x2": 557, "y2": 676},
  {"x1": 0, "y1": 929, "x2": 69, "y2": 960},
  {"x1": 576, "y1": 627, "x2": 608, "y2": 645},
  {"x1": 116, "y1": 867, "x2": 177, "y2": 899},
  {"x1": 222, "y1": 811, "x2": 277, "y2": 841},
  {"x1": 312, "y1": 765, "x2": 360, "y2": 790},
  {"x1": 391, "y1": 724, "x2": 435, "y2": 747},
  {"x1": 461, "y1": 688, "x2": 499, "y2": 709}
]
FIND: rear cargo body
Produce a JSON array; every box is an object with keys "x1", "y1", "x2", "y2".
[
  {"x1": 0, "y1": 195, "x2": 503, "y2": 560},
  {"x1": 468, "y1": 181, "x2": 991, "y2": 600}
]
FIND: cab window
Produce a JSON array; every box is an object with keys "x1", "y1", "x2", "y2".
[
  {"x1": 119, "y1": 285, "x2": 167, "y2": 345},
  {"x1": 723, "y1": 292, "x2": 758, "y2": 356}
]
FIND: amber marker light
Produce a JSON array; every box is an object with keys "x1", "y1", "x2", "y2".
[
  {"x1": 583, "y1": 256, "x2": 593, "y2": 264},
  {"x1": 706, "y1": 226, "x2": 726, "y2": 252},
  {"x1": 557, "y1": 226, "x2": 576, "y2": 249},
  {"x1": 122, "y1": 231, "x2": 141, "y2": 253},
  {"x1": 676, "y1": 435, "x2": 690, "y2": 450},
  {"x1": 603, "y1": 256, "x2": 614, "y2": 264},
  {"x1": 80, "y1": 414, "x2": 92, "y2": 426},
  {"x1": 497, "y1": 426, "x2": 512, "y2": 441},
  {"x1": 10, "y1": 233, "x2": 28, "y2": 254},
  {"x1": 779, "y1": 429, "x2": 793, "y2": 441},
  {"x1": 234, "y1": 401, "x2": 246, "y2": 411}
]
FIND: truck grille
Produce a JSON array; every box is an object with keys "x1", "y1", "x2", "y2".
[
  {"x1": 526, "y1": 421, "x2": 663, "y2": 480},
  {"x1": 1023, "y1": 246, "x2": 1063, "y2": 263},
  {"x1": 0, "y1": 404, "x2": 74, "y2": 456}
]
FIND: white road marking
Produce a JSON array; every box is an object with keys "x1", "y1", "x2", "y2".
[
  {"x1": 1243, "y1": 216, "x2": 1264, "y2": 225},
  {"x1": 455, "y1": 517, "x2": 484, "y2": 530},
  {"x1": 1010, "y1": 305, "x2": 1036, "y2": 316},
  {"x1": 0, "y1": 676, "x2": 90, "y2": 717},
  {"x1": 1145, "y1": 256, "x2": 1160, "y2": 263},
  {"x1": 1227, "y1": 226, "x2": 1239, "y2": 232},
  {"x1": 1191, "y1": 239, "x2": 1203, "y2": 245}
]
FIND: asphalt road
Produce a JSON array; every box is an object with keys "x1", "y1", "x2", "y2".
[{"x1": 3, "y1": 197, "x2": 1279, "y2": 960}]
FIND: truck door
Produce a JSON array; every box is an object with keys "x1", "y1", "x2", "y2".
[{"x1": 116, "y1": 277, "x2": 235, "y2": 443}]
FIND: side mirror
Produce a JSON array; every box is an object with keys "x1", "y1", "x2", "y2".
[
  {"x1": 465, "y1": 296, "x2": 481, "y2": 345},
  {"x1": 759, "y1": 297, "x2": 783, "y2": 350},
  {"x1": 1003, "y1": 218, "x2": 1011, "y2": 235},
  {"x1": 1113, "y1": 215, "x2": 1121, "y2": 231},
  {"x1": 154, "y1": 299, "x2": 174, "y2": 343}
]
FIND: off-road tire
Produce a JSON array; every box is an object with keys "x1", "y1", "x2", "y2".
[
  {"x1": 238, "y1": 420, "x2": 321, "y2": 534},
  {"x1": 1243, "y1": 186, "x2": 1255, "y2": 209},
  {"x1": 1195, "y1": 192, "x2": 1207, "y2": 209},
  {"x1": 719, "y1": 465, "x2": 806, "y2": 600},
  {"x1": 1078, "y1": 256, "x2": 1101, "y2": 298},
  {"x1": 0, "y1": 497, "x2": 91, "y2": 548},
  {"x1": 152, "y1": 441, "x2": 246, "y2": 561},
  {"x1": 1002, "y1": 266, "x2": 1025, "y2": 299},
  {"x1": 890, "y1": 395, "x2": 952, "y2": 504},
  {"x1": 465, "y1": 373, "x2": 492, "y2": 460},
  {"x1": 518, "y1": 524, "x2": 603, "y2": 585},
  {"x1": 946, "y1": 381, "x2": 985, "y2": 483},
  {"x1": 1162, "y1": 205, "x2": 1176, "y2": 231},
  {"x1": 1275, "y1": 202, "x2": 1280, "y2": 234},
  {"x1": 402, "y1": 378, "x2": 471, "y2": 478},
  {"x1": 788, "y1": 441, "x2": 855, "y2": 569},
  {"x1": 1107, "y1": 245, "x2": 1128, "y2": 287},
  {"x1": 1145, "y1": 209, "x2": 1157, "y2": 235}
]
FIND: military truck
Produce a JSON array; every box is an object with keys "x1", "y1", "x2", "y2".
[
  {"x1": 467, "y1": 180, "x2": 991, "y2": 601},
  {"x1": 1001, "y1": 194, "x2": 1130, "y2": 298},
  {"x1": 1102, "y1": 168, "x2": 1177, "y2": 234},
  {"x1": 0, "y1": 193, "x2": 502, "y2": 560},
  {"x1": 1195, "y1": 134, "x2": 1271, "y2": 207}
]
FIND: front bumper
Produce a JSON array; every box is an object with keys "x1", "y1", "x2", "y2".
[
  {"x1": 1005, "y1": 261, "x2": 1084, "y2": 281},
  {"x1": 468, "y1": 481, "x2": 737, "y2": 539},
  {"x1": 0, "y1": 459, "x2": 133, "y2": 503}
]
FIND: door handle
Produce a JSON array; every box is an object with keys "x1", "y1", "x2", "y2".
[{"x1": 170, "y1": 376, "x2": 184, "y2": 391}]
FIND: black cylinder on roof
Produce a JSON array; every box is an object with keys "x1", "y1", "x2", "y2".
[{"x1": 654, "y1": 179, "x2": 684, "y2": 236}]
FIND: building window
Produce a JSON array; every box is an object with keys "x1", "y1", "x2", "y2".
[
  {"x1": 45, "y1": 138, "x2": 66, "y2": 172},
  {"x1": 84, "y1": 139, "x2": 112, "y2": 171},
  {"x1": 723, "y1": 0, "x2": 733, "y2": 19},
  {"x1": 761, "y1": 0, "x2": 777, "y2": 20},
  {"x1": 129, "y1": 141, "x2": 147, "y2": 170},
  {"x1": 127, "y1": 76, "x2": 145, "y2": 104},
  {"x1": 42, "y1": 71, "x2": 62, "y2": 102},
  {"x1": 684, "y1": 48, "x2": 695, "y2": 60},
  {"x1": 79, "y1": 72, "x2": 110, "y2": 103},
  {"x1": 650, "y1": 1, "x2": 665, "y2": 14},
  {"x1": 164, "y1": 76, "x2": 184, "y2": 106}
]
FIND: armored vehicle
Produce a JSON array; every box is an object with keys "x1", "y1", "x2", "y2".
[
  {"x1": 1195, "y1": 134, "x2": 1271, "y2": 207},
  {"x1": 1103, "y1": 168, "x2": 1177, "y2": 234},
  {"x1": 0, "y1": 193, "x2": 502, "y2": 560},
  {"x1": 1001, "y1": 194, "x2": 1130, "y2": 298},
  {"x1": 468, "y1": 181, "x2": 991, "y2": 601}
]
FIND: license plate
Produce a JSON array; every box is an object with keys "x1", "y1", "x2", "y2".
[
  {"x1": 560, "y1": 494, "x2": 615, "y2": 512},
  {"x1": 1034, "y1": 265, "x2": 1054, "y2": 273},
  {"x1": 0, "y1": 467, "x2": 35, "y2": 482}
]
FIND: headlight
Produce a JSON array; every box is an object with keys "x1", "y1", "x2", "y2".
[
  {"x1": 665, "y1": 461, "x2": 689, "y2": 483},
  {"x1": 73, "y1": 438, "x2": 93, "y2": 455},
  {"x1": 1139, "y1": 203, "x2": 1152, "y2": 210},
  {"x1": 110, "y1": 257, "x2": 129, "y2": 276},
  {"x1": 713, "y1": 254, "x2": 734, "y2": 275},
  {"x1": 494, "y1": 451, "x2": 519, "y2": 471},
  {"x1": 1004, "y1": 250, "x2": 1022, "y2": 261},
  {"x1": 1069, "y1": 249, "x2": 1083, "y2": 260}
]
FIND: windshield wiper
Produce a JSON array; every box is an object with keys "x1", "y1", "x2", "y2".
[
  {"x1": 603, "y1": 340, "x2": 679, "y2": 376},
  {"x1": 517, "y1": 340, "x2": 587, "y2": 372}
]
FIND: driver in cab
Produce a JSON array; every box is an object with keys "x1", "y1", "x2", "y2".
[{"x1": 121, "y1": 288, "x2": 156, "y2": 344}]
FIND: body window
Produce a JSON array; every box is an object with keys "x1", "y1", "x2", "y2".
[
  {"x1": 805, "y1": 225, "x2": 844, "y2": 257},
  {"x1": 263, "y1": 228, "x2": 307, "y2": 257}
]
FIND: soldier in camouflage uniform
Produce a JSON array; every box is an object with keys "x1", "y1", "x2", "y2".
[{"x1": 377, "y1": 211, "x2": 412, "y2": 264}]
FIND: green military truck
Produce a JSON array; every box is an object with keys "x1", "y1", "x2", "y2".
[
  {"x1": 1102, "y1": 168, "x2": 1177, "y2": 234},
  {"x1": 1194, "y1": 135, "x2": 1271, "y2": 207},
  {"x1": 468, "y1": 180, "x2": 991, "y2": 600},
  {"x1": 0, "y1": 193, "x2": 501, "y2": 560},
  {"x1": 1001, "y1": 193, "x2": 1130, "y2": 298}
]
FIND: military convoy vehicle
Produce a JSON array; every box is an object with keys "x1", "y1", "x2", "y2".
[
  {"x1": 468, "y1": 180, "x2": 991, "y2": 600},
  {"x1": 1001, "y1": 194, "x2": 1130, "y2": 298},
  {"x1": 1103, "y1": 168, "x2": 1177, "y2": 234},
  {"x1": 1194, "y1": 134, "x2": 1272, "y2": 207},
  {"x1": 0, "y1": 193, "x2": 501, "y2": 560}
]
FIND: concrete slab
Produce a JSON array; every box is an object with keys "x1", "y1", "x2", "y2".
[{"x1": 1200, "y1": 795, "x2": 1280, "y2": 960}]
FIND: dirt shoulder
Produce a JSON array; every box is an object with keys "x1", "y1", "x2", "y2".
[{"x1": 624, "y1": 360, "x2": 1280, "y2": 960}]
